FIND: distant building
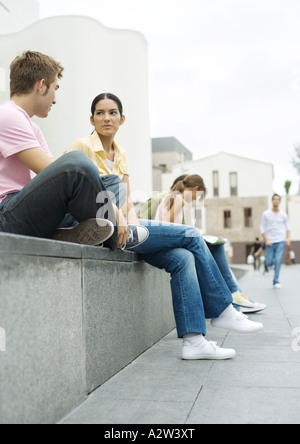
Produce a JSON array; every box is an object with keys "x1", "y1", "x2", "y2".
[
  {"x1": 282, "y1": 194, "x2": 300, "y2": 262},
  {"x1": 152, "y1": 137, "x2": 193, "y2": 192}
]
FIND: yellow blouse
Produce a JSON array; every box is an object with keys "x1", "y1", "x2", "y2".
[{"x1": 68, "y1": 131, "x2": 129, "y2": 180}]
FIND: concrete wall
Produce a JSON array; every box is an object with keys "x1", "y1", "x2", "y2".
[
  {"x1": 0, "y1": 233, "x2": 174, "y2": 424},
  {"x1": 0, "y1": 15, "x2": 152, "y2": 196}
]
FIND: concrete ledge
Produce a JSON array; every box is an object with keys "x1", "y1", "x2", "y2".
[{"x1": 0, "y1": 233, "x2": 174, "y2": 424}]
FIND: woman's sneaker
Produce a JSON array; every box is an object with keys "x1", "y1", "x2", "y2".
[
  {"x1": 51, "y1": 218, "x2": 114, "y2": 246},
  {"x1": 182, "y1": 336, "x2": 236, "y2": 361},
  {"x1": 211, "y1": 305, "x2": 264, "y2": 334},
  {"x1": 233, "y1": 292, "x2": 267, "y2": 314},
  {"x1": 122, "y1": 225, "x2": 149, "y2": 250}
]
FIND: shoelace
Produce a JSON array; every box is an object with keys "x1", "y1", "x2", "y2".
[
  {"x1": 236, "y1": 312, "x2": 249, "y2": 322},
  {"x1": 128, "y1": 229, "x2": 134, "y2": 243}
]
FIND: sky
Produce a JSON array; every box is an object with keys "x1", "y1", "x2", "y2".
[{"x1": 38, "y1": 0, "x2": 300, "y2": 194}]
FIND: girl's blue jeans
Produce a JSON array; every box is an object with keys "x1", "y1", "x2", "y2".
[{"x1": 132, "y1": 220, "x2": 234, "y2": 338}]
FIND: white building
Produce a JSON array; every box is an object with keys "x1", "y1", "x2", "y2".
[
  {"x1": 162, "y1": 151, "x2": 274, "y2": 201},
  {"x1": 0, "y1": 13, "x2": 152, "y2": 195}
]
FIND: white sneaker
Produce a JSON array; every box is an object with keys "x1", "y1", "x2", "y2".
[
  {"x1": 181, "y1": 336, "x2": 236, "y2": 360},
  {"x1": 211, "y1": 305, "x2": 264, "y2": 334},
  {"x1": 274, "y1": 283, "x2": 282, "y2": 289}
]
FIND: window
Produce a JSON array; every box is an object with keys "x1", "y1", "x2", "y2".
[
  {"x1": 230, "y1": 172, "x2": 238, "y2": 196},
  {"x1": 224, "y1": 211, "x2": 232, "y2": 229},
  {"x1": 213, "y1": 171, "x2": 219, "y2": 197},
  {"x1": 244, "y1": 208, "x2": 253, "y2": 228}
]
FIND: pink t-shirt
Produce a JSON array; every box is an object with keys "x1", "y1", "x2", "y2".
[{"x1": 0, "y1": 100, "x2": 53, "y2": 201}]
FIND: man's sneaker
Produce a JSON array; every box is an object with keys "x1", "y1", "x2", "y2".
[
  {"x1": 211, "y1": 305, "x2": 264, "y2": 334},
  {"x1": 182, "y1": 337, "x2": 236, "y2": 361},
  {"x1": 274, "y1": 283, "x2": 282, "y2": 289},
  {"x1": 122, "y1": 225, "x2": 149, "y2": 250},
  {"x1": 51, "y1": 218, "x2": 114, "y2": 246}
]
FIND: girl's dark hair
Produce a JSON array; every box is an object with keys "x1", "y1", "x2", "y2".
[
  {"x1": 171, "y1": 174, "x2": 207, "y2": 196},
  {"x1": 164, "y1": 174, "x2": 207, "y2": 211},
  {"x1": 91, "y1": 93, "x2": 123, "y2": 117}
]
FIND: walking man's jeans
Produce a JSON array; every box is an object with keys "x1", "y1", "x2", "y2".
[
  {"x1": 265, "y1": 241, "x2": 286, "y2": 285},
  {"x1": 132, "y1": 220, "x2": 233, "y2": 338},
  {"x1": 0, "y1": 152, "x2": 119, "y2": 237}
]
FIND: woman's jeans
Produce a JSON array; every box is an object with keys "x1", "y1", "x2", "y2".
[
  {"x1": 265, "y1": 242, "x2": 286, "y2": 285},
  {"x1": 0, "y1": 152, "x2": 121, "y2": 237},
  {"x1": 132, "y1": 220, "x2": 234, "y2": 338}
]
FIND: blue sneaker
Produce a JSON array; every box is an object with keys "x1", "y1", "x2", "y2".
[{"x1": 122, "y1": 225, "x2": 149, "y2": 250}]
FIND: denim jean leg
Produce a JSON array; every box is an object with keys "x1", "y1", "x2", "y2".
[
  {"x1": 0, "y1": 151, "x2": 116, "y2": 238},
  {"x1": 139, "y1": 248, "x2": 207, "y2": 337},
  {"x1": 273, "y1": 242, "x2": 286, "y2": 285},
  {"x1": 134, "y1": 221, "x2": 233, "y2": 325},
  {"x1": 207, "y1": 243, "x2": 239, "y2": 293},
  {"x1": 265, "y1": 245, "x2": 275, "y2": 269},
  {"x1": 101, "y1": 175, "x2": 127, "y2": 209}
]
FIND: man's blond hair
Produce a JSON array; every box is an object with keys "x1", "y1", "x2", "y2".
[{"x1": 10, "y1": 51, "x2": 64, "y2": 97}]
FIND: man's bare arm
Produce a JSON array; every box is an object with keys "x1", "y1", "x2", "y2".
[{"x1": 16, "y1": 148, "x2": 55, "y2": 174}]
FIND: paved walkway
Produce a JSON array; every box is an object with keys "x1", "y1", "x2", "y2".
[{"x1": 60, "y1": 265, "x2": 300, "y2": 425}]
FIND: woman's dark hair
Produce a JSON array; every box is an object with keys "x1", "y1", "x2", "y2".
[{"x1": 91, "y1": 93, "x2": 123, "y2": 117}]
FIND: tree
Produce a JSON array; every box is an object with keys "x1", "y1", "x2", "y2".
[{"x1": 284, "y1": 180, "x2": 292, "y2": 214}]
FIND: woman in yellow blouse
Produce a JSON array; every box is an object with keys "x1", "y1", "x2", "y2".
[{"x1": 68, "y1": 94, "x2": 139, "y2": 230}]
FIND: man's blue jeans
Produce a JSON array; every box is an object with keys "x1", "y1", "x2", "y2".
[
  {"x1": 132, "y1": 220, "x2": 234, "y2": 338},
  {"x1": 0, "y1": 151, "x2": 118, "y2": 237},
  {"x1": 265, "y1": 242, "x2": 286, "y2": 285}
]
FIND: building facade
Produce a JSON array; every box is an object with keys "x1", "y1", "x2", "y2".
[{"x1": 152, "y1": 137, "x2": 193, "y2": 192}]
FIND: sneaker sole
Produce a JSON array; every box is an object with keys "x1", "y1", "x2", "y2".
[
  {"x1": 241, "y1": 305, "x2": 267, "y2": 314},
  {"x1": 210, "y1": 321, "x2": 264, "y2": 334},
  {"x1": 51, "y1": 219, "x2": 114, "y2": 246},
  {"x1": 181, "y1": 351, "x2": 236, "y2": 360}
]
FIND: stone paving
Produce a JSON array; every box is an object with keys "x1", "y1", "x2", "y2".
[{"x1": 60, "y1": 265, "x2": 300, "y2": 425}]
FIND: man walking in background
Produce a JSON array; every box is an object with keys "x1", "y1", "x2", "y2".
[{"x1": 260, "y1": 194, "x2": 291, "y2": 289}]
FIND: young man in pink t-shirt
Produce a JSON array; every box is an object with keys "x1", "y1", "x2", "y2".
[{"x1": 0, "y1": 51, "x2": 129, "y2": 248}]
